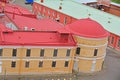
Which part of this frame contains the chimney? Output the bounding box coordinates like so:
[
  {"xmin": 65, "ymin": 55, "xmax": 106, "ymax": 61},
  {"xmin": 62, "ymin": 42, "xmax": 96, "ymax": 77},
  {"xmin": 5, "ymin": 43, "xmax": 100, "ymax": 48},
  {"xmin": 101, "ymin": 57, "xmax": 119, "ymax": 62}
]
[
  {"xmin": 24, "ymin": 27, "xmax": 28, "ymax": 31},
  {"xmin": 41, "ymin": 0, "xmax": 44, "ymax": 3},
  {"xmin": 59, "ymin": 6, "xmax": 62, "ymax": 10},
  {"xmin": 31, "ymin": 28, "xmax": 35, "ymax": 31}
]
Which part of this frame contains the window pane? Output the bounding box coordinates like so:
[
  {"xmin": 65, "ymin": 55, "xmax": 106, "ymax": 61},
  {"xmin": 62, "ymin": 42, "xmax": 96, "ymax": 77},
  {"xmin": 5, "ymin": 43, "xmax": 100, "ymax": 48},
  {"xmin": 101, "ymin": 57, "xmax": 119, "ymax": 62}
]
[
  {"xmin": 65, "ymin": 61, "xmax": 69, "ymax": 67},
  {"xmin": 12, "ymin": 49, "xmax": 17, "ymax": 57},
  {"xmin": 39, "ymin": 61, "xmax": 43, "ymax": 67},
  {"xmin": 26, "ymin": 49, "xmax": 31, "ymax": 57},
  {"xmin": 111, "ymin": 37, "xmax": 114, "ymax": 44},
  {"xmin": 25, "ymin": 61, "xmax": 29, "ymax": 68},
  {"xmin": 11, "ymin": 61, "xmax": 16, "ymax": 68},
  {"xmin": 40, "ymin": 49, "xmax": 44, "ymax": 57},
  {"xmin": 52, "ymin": 61, "xmax": 56, "ymax": 67},
  {"xmin": 117, "ymin": 40, "xmax": 120, "ymax": 47},
  {"xmin": 66, "ymin": 49, "xmax": 70, "ymax": 56},
  {"xmin": 53, "ymin": 49, "xmax": 57, "ymax": 57},
  {"xmin": 76, "ymin": 47, "xmax": 80, "ymax": 55},
  {"xmin": 94, "ymin": 49, "xmax": 98, "ymax": 56},
  {"xmin": 64, "ymin": 17, "xmax": 67, "ymax": 24},
  {"xmin": 0, "ymin": 49, "xmax": 3, "ymax": 56}
]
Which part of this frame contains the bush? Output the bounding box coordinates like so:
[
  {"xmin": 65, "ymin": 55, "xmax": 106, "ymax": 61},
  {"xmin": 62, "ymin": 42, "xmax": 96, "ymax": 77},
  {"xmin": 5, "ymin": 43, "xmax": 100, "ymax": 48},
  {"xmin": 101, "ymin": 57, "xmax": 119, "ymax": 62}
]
[{"xmin": 111, "ymin": 0, "xmax": 120, "ymax": 4}]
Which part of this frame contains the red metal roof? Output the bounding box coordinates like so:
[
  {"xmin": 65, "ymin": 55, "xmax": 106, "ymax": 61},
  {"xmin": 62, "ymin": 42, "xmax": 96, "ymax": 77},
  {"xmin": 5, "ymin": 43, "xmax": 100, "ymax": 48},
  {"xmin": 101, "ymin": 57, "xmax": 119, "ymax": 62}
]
[
  {"xmin": 0, "ymin": 30, "xmax": 75, "ymax": 46},
  {"xmin": 0, "ymin": 4, "xmax": 75, "ymax": 46},
  {"xmin": 4, "ymin": 4, "xmax": 69, "ymax": 32},
  {"xmin": 65, "ymin": 18, "xmax": 109, "ymax": 38}
]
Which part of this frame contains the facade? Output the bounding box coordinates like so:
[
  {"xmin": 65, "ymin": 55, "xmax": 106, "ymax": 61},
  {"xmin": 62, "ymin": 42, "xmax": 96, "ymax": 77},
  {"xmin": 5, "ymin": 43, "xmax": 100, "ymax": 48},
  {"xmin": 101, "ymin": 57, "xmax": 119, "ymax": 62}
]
[
  {"xmin": 32, "ymin": 0, "xmax": 120, "ymax": 51},
  {"xmin": 0, "ymin": 1, "xmax": 108, "ymax": 75},
  {"xmin": 65, "ymin": 19, "xmax": 108, "ymax": 72},
  {"xmin": 1, "ymin": 47, "xmax": 75, "ymax": 75}
]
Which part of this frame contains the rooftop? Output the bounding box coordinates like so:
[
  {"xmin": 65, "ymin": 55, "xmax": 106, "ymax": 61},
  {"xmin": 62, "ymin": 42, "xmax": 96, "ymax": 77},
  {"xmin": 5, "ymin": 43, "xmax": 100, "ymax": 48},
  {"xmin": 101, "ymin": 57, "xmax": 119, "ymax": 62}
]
[
  {"xmin": 74, "ymin": 0, "xmax": 96, "ymax": 3},
  {"xmin": 0, "ymin": 4, "xmax": 76, "ymax": 46},
  {"xmin": 4, "ymin": 4, "xmax": 67, "ymax": 32},
  {"xmin": 0, "ymin": 29, "xmax": 75, "ymax": 46},
  {"xmin": 65, "ymin": 18, "xmax": 108, "ymax": 38},
  {"xmin": 34, "ymin": 0, "xmax": 120, "ymax": 36}
]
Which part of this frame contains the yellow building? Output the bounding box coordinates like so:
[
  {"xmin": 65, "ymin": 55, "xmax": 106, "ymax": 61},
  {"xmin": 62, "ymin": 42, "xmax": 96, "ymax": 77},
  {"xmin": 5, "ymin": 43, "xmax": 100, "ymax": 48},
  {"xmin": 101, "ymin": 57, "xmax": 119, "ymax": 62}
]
[
  {"xmin": 0, "ymin": 47, "xmax": 75, "ymax": 75},
  {"xmin": 66, "ymin": 18, "xmax": 108, "ymax": 73},
  {"xmin": 0, "ymin": 3, "xmax": 108, "ymax": 75}
]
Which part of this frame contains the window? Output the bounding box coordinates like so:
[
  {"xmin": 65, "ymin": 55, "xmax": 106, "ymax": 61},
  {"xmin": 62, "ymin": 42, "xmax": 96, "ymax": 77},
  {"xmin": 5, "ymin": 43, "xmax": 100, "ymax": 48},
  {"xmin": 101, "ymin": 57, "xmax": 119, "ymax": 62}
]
[
  {"xmin": 52, "ymin": 61, "xmax": 56, "ymax": 67},
  {"xmin": 39, "ymin": 6, "xmax": 42, "ymax": 11},
  {"xmin": 40, "ymin": 49, "xmax": 44, "ymax": 57},
  {"xmin": 56, "ymin": 14, "xmax": 60, "ymax": 22},
  {"xmin": 35, "ymin": 5, "xmax": 38, "ymax": 9},
  {"xmin": 25, "ymin": 61, "xmax": 29, "ymax": 68},
  {"xmin": 94, "ymin": 49, "xmax": 98, "ymax": 56},
  {"xmin": 76, "ymin": 47, "xmax": 80, "ymax": 55},
  {"xmin": 53, "ymin": 12, "xmax": 55, "ymax": 17},
  {"xmin": 66, "ymin": 49, "xmax": 70, "ymax": 56},
  {"xmin": 11, "ymin": 61, "xmax": 16, "ymax": 68},
  {"xmin": 53, "ymin": 49, "xmax": 58, "ymax": 57},
  {"xmin": 64, "ymin": 61, "xmax": 69, "ymax": 67},
  {"xmin": 64, "ymin": 17, "xmax": 67, "ymax": 24},
  {"xmin": 44, "ymin": 8, "xmax": 46, "ymax": 13},
  {"xmin": 26, "ymin": 49, "xmax": 31, "ymax": 57},
  {"xmin": 117, "ymin": 40, "xmax": 120, "ymax": 47},
  {"xmin": 12, "ymin": 49, "xmax": 17, "ymax": 57},
  {"xmin": 39, "ymin": 61, "xmax": 43, "ymax": 67},
  {"xmin": 111, "ymin": 37, "xmax": 114, "ymax": 44},
  {"xmin": 0, "ymin": 49, "xmax": 3, "ymax": 56},
  {"xmin": 48, "ymin": 10, "xmax": 50, "ymax": 15}
]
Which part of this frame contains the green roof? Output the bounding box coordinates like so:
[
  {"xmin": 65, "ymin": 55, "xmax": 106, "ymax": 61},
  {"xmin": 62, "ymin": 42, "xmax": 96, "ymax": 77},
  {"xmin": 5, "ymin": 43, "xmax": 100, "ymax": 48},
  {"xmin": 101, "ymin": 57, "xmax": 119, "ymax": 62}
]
[{"xmin": 34, "ymin": 0, "xmax": 120, "ymax": 36}]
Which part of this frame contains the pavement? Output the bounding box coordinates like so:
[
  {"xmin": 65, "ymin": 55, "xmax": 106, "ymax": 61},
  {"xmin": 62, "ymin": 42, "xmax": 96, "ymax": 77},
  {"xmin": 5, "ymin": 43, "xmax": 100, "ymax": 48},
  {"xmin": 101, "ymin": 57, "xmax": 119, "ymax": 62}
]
[{"xmin": 0, "ymin": 0, "xmax": 120, "ymax": 80}]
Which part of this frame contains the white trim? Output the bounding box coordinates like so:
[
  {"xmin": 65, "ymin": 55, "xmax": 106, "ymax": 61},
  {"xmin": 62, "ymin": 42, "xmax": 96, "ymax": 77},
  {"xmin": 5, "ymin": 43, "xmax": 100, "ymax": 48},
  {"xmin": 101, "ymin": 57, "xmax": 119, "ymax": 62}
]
[
  {"xmin": 0, "ymin": 46, "xmax": 75, "ymax": 49},
  {"xmin": 0, "ymin": 58, "xmax": 74, "ymax": 61},
  {"xmin": 75, "ymin": 54, "xmax": 106, "ymax": 60}
]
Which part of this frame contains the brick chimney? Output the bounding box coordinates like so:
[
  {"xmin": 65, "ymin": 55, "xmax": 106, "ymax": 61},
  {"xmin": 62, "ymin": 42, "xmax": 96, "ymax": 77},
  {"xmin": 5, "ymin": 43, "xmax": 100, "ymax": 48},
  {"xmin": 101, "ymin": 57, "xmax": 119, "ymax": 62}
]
[
  {"xmin": 41, "ymin": 0, "xmax": 44, "ymax": 3},
  {"xmin": 59, "ymin": 6, "xmax": 62, "ymax": 10}
]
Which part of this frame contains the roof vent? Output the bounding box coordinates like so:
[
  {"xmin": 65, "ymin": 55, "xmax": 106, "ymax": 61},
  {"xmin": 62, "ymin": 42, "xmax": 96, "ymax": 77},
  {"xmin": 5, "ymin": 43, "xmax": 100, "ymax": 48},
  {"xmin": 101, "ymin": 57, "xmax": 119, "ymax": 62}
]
[
  {"xmin": 31, "ymin": 28, "xmax": 35, "ymax": 31},
  {"xmin": 24, "ymin": 27, "xmax": 28, "ymax": 31},
  {"xmin": 0, "ymin": 13, "xmax": 5, "ymax": 17}
]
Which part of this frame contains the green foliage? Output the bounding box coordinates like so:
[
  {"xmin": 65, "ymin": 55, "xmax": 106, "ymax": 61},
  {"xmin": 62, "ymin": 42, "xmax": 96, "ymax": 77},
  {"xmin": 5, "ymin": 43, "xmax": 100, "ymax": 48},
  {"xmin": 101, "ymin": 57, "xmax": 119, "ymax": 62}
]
[{"xmin": 111, "ymin": 0, "xmax": 120, "ymax": 4}]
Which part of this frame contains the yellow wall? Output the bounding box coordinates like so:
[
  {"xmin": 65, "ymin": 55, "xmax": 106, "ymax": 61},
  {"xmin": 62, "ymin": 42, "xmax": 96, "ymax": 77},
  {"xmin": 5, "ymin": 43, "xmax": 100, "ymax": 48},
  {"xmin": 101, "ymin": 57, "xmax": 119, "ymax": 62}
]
[
  {"xmin": 74, "ymin": 35, "xmax": 108, "ymax": 73},
  {"xmin": 0, "ymin": 47, "xmax": 75, "ymax": 75},
  {"xmin": 74, "ymin": 35, "xmax": 108, "ymax": 46}
]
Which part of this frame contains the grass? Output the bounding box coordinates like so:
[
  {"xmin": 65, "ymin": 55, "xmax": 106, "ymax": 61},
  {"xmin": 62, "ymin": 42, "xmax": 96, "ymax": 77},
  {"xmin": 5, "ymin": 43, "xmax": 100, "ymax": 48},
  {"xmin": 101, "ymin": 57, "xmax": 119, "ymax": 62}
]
[{"xmin": 111, "ymin": 0, "xmax": 120, "ymax": 4}]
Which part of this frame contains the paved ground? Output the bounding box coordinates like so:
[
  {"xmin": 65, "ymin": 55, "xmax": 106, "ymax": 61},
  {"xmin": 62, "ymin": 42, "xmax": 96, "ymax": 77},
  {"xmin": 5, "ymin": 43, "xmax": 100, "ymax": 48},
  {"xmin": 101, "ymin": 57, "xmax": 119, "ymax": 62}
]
[
  {"xmin": 0, "ymin": 0, "xmax": 120, "ymax": 80},
  {"xmin": 13, "ymin": 0, "xmax": 32, "ymax": 10}
]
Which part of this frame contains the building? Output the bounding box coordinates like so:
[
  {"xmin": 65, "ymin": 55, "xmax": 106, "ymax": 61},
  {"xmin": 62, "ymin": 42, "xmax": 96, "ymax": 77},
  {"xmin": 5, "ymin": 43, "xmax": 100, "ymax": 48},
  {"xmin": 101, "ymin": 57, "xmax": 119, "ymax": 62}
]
[
  {"xmin": 65, "ymin": 19, "xmax": 108, "ymax": 72},
  {"xmin": 75, "ymin": 0, "xmax": 120, "ymax": 17},
  {"xmin": 0, "ymin": 3, "xmax": 76, "ymax": 75},
  {"xmin": 0, "ymin": 1, "xmax": 108, "ymax": 75},
  {"xmin": 32, "ymin": 0, "xmax": 120, "ymax": 51}
]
